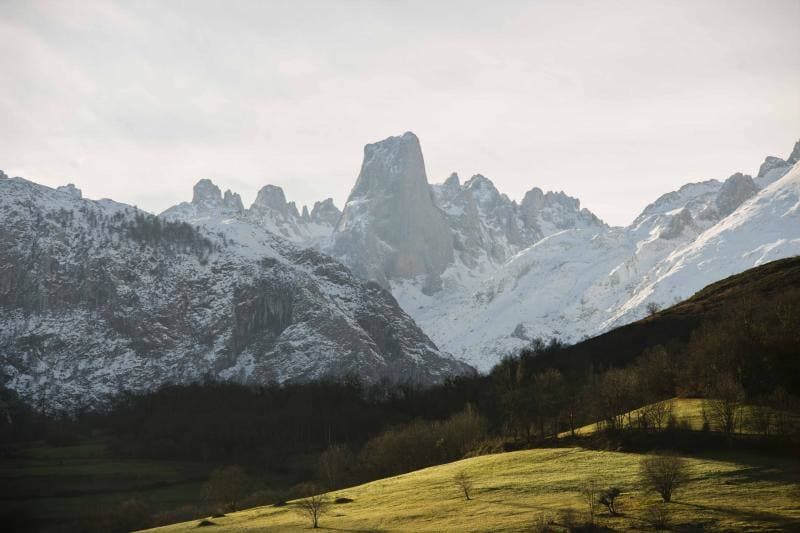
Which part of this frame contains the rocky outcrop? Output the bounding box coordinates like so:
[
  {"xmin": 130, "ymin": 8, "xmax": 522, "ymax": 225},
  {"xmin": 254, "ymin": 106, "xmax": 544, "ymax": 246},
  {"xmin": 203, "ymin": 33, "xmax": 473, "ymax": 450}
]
[
  {"xmin": 310, "ymin": 198, "xmax": 341, "ymax": 227},
  {"xmin": 331, "ymin": 132, "xmax": 454, "ymax": 290},
  {"xmin": 755, "ymin": 140, "xmax": 800, "ymax": 188}
]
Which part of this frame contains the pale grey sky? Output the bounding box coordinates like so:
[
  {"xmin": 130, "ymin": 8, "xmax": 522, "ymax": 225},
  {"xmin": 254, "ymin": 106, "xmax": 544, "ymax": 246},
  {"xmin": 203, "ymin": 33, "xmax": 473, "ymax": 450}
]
[{"xmin": 1, "ymin": 0, "xmax": 798, "ymax": 226}]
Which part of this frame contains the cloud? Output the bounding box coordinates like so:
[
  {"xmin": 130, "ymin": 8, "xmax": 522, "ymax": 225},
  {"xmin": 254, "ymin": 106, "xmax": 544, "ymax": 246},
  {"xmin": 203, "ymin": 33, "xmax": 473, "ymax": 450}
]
[{"xmin": 1, "ymin": 0, "xmax": 798, "ymax": 225}]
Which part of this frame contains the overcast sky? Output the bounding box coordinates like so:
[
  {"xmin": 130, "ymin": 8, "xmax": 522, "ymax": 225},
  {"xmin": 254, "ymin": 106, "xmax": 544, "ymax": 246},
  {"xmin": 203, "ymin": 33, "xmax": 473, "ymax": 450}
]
[{"xmin": 1, "ymin": 0, "xmax": 798, "ymax": 226}]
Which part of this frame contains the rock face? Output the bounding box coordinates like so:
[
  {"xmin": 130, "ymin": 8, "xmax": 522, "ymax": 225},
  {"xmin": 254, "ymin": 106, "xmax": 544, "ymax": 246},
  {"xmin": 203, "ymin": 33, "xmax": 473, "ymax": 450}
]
[
  {"xmin": 0, "ymin": 175, "xmax": 472, "ymax": 409},
  {"xmin": 755, "ymin": 141, "xmax": 799, "ymax": 188},
  {"xmin": 162, "ymin": 180, "xmax": 340, "ymax": 246},
  {"xmin": 331, "ymin": 132, "xmax": 454, "ymax": 290}
]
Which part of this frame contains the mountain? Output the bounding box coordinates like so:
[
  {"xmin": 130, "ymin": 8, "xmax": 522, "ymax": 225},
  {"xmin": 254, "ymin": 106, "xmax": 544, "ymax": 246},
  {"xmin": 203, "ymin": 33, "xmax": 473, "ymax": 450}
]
[
  {"xmin": 604, "ymin": 160, "xmax": 800, "ymax": 330},
  {"xmin": 0, "ymin": 173, "xmax": 471, "ymax": 409},
  {"xmin": 162, "ymin": 178, "xmax": 341, "ymax": 247},
  {"xmin": 3, "ymin": 134, "xmax": 797, "ymax": 396},
  {"xmin": 526, "ymin": 256, "xmax": 800, "ymax": 382},
  {"xmin": 316, "ymin": 135, "xmax": 800, "ymax": 370},
  {"xmin": 329, "ymin": 132, "xmax": 454, "ymax": 292}
]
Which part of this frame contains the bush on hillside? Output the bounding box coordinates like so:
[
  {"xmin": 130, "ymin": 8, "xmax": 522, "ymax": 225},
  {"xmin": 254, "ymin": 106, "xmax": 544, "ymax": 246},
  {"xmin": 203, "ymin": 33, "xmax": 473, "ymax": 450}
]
[{"xmin": 639, "ymin": 452, "xmax": 689, "ymax": 503}]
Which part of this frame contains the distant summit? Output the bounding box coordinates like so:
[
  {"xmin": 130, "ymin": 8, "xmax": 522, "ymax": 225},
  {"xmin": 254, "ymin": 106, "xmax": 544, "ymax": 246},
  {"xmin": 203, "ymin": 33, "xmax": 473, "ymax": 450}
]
[{"xmin": 331, "ymin": 132, "xmax": 454, "ymax": 290}]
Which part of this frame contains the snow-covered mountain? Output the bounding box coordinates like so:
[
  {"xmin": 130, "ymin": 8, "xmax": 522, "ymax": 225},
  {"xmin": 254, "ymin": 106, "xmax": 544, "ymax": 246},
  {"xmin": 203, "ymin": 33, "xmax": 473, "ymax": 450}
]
[
  {"xmin": 0, "ymin": 173, "xmax": 471, "ymax": 408},
  {"xmin": 162, "ymin": 178, "xmax": 341, "ymax": 247},
  {"xmin": 321, "ymin": 134, "xmax": 800, "ymax": 370},
  {"xmin": 3, "ymin": 133, "xmax": 798, "ymax": 399}
]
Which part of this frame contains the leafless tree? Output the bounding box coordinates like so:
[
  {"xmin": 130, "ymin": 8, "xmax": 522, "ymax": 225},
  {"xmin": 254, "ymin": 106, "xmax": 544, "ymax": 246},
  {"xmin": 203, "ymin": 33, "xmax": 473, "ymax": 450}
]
[
  {"xmin": 317, "ymin": 444, "xmax": 353, "ymax": 490},
  {"xmin": 704, "ymin": 373, "xmax": 745, "ymax": 435},
  {"xmin": 453, "ymin": 471, "xmax": 474, "ymax": 500},
  {"xmin": 203, "ymin": 465, "xmax": 251, "ymax": 512},
  {"xmin": 643, "ymin": 502, "xmax": 671, "ymax": 530},
  {"xmin": 639, "ymin": 452, "xmax": 689, "ymax": 503},
  {"xmin": 294, "ymin": 484, "xmax": 330, "ymax": 529},
  {"xmin": 580, "ymin": 480, "xmax": 598, "ymax": 524}
]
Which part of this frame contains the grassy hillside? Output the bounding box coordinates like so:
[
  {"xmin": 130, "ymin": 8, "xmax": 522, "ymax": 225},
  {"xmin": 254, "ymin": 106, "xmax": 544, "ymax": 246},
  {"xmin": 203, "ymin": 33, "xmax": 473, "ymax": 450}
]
[
  {"xmin": 147, "ymin": 447, "xmax": 800, "ymax": 532},
  {"xmin": 562, "ymin": 398, "xmax": 707, "ymax": 437}
]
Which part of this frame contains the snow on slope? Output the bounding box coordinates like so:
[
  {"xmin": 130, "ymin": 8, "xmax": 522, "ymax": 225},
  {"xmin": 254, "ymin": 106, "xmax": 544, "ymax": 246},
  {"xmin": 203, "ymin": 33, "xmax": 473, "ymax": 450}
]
[
  {"xmin": 0, "ymin": 174, "xmax": 470, "ymax": 409},
  {"xmin": 604, "ymin": 161, "xmax": 800, "ymax": 330},
  {"xmin": 386, "ymin": 142, "xmax": 800, "ymax": 371}
]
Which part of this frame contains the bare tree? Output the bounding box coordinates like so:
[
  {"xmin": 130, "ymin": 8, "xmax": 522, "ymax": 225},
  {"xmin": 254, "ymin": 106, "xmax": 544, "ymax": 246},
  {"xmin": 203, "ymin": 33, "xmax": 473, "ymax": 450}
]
[
  {"xmin": 639, "ymin": 452, "xmax": 689, "ymax": 503},
  {"xmin": 453, "ymin": 471, "xmax": 474, "ymax": 500},
  {"xmin": 317, "ymin": 444, "xmax": 353, "ymax": 490},
  {"xmin": 580, "ymin": 480, "xmax": 598, "ymax": 524},
  {"xmin": 294, "ymin": 485, "xmax": 330, "ymax": 529},
  {"xmin": 643, "ymin": 502, "xmax": 671, "ymax": 530},
  {"xmin": 646, "ymin": 302, "xmax": 661, "ymax": 316},
  {"xmin": 704, "ymin": 373, "xmax": 745, "ymax": 435},
  {"xmin": 637, "ymin": 399, "xmax": 674, "ymax": 430},
  {"xmin": 203, "ymin": 465, "xmax": 251, "ymax": 512}
]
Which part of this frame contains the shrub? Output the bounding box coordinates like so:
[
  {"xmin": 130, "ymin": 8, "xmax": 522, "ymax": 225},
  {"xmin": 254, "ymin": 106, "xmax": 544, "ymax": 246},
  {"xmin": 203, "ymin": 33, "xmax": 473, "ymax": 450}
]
[
  {"xmin": 639, "ymin": 452, "xmax": 689, "ymax": 503},
  {"xmin": 642, "ymin": 502, "xmax": 671, "ymax": 530},
  {"xmin": 580, "ymin": 480, "xmax": 598, "ymax": 524},
  {"xmin": 598, "ymin": 487, "xmax": 621, "ymax": 515},
  {"xmin": 204, "ymin": 465, "xmax": 251, "ymax": 512},
  {"xmin": 453, "ymin": 471, "xmax": 474, "ymax": 500},
  {"xmin": 558, "ymin": 508, "xmax": 580, "ymax": 530},
  {"xmin": 102, "ymin": 498, "xmax": 151, "ymax": 532},
  {"xmin": 531, "ymin": 512, "xmax": 554, "ymax": 532}
]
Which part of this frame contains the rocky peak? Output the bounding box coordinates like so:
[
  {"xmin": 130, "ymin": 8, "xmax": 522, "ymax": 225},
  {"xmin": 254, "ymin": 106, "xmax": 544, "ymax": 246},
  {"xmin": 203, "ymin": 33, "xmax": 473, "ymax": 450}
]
[
  {"xmin": 659, "ymin": 207, "xmax": 694, "ymax": 240},
  {"xmin": 441, "ymin": 173, "xmax": 462, "ymax": 196},
  {"xmin": 310, "ymin": 198, "xmax": 341, "ymax": 226},
  {"xmin": 251, "ymin": 184, "xmax": 289, "ymax": 216},
  {"xmin": 543, "ymin": 190, "xmax": 581, "ymax": 211},
  {"xmin": 0, "ymin": 169, "xmax": 7, "ymax": 180},
  {"xmin": 755, "ymin": 140, "xmax": 800, "ymax": 188},
  {"xmin": 222, "ymin": 190, "xmax": 244, "ymax": 214},
  {"xmin": 464, "ymin": 174, "xmax": 502, "ymax": 208},
  {"xmin": 788, "ymin": 140, "xmax": 800, "ymax": 165},
  {"xmin": 521, "ymin": 187, "xmax": 545, "ymax": 212},
  {"xmin": 331, "ymin": 132, "xmax": 454, "ymax": 289},
  {"xmin": 715, "ymin": 173, "xmax": 758, "ymax": 217},
  {"xmin": 301, "ymin": 205, "xmax": 310, "ymax": 221},
  {"xmin": 348, "ymin": 131, "xmax": 427, "ymax": 199},
  {"xmin": 192, "ymin": 179, "xmax": 223, "ymax": 208},
  {"xmin": 443, "ymin": 172, "xmax": 461, "ymax": 189},
  {"xmin": 758, "ymin": 156, "xmax": 787, "ymax": 179},
  {"xmin": 57, "ymin": 183, "xmax": 82, "ymax": 199}
]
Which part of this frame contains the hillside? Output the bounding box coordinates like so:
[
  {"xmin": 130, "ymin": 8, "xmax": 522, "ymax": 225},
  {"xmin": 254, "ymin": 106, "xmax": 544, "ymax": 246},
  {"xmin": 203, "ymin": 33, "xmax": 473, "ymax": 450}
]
[
  {"xmin": 147, "ymin": 447, "xmax": 800, "ymax": 532},
  {"xmin": 527, "ymin": 255, "xmax": 800, "ymax": 374}
]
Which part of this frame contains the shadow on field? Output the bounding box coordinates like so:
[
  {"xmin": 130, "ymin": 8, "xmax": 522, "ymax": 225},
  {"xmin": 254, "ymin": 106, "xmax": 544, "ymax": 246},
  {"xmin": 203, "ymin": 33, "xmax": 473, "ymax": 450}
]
[
  {"xmin": 675, "ymin": 501, "xmax": 800, "ymax": 530},
  {"xmin": 319, "ymin": 526, "xmax": 388, "ymax": 533}
]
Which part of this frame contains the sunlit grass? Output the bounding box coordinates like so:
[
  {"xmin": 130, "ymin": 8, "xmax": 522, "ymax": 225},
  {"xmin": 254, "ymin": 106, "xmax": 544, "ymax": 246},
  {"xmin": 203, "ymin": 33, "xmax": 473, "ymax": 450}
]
[{"xmin": 146, "ymin": 446, "xmax": 800, "ymax": 532}]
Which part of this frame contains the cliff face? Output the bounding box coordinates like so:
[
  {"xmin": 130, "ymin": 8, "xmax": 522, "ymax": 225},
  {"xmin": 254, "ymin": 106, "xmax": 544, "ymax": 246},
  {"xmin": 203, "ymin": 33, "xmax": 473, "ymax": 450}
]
[{"xmin": 330, "ymin": 132, "xmax": 454, "ymax": 291}]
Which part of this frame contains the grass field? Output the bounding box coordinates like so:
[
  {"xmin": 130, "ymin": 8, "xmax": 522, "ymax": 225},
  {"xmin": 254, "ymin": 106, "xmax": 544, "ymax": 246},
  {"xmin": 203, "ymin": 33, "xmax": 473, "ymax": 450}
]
[
  {"xmin": 564, "ymin": 398, "xmax": 709, "ymax": 436},
  {"xmin": 0, "ymin": 440, "xmax": 210, "ymax": 530},
  {"xmin": 146, "ymin": 446, "xmax": 800, "ymax": 532}
]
